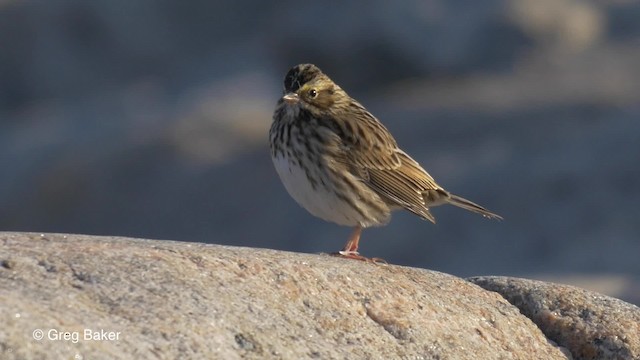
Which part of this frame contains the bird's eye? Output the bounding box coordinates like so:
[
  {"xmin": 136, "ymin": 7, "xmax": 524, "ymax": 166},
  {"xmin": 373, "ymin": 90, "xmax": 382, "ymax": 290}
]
[{"xmin": 308, "ymin": 89, "xmax": 318, "ymax": 98}]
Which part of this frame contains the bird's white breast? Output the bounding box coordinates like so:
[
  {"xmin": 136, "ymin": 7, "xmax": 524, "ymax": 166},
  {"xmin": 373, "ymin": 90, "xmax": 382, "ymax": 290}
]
[{"xmin": 272, "ymin": 154, "xmax": 369, "ymax": 227}]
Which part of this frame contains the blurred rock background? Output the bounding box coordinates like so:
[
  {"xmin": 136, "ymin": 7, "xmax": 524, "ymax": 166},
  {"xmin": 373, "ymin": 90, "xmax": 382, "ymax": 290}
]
[{"xmin": 1, "ymin": 0, "xmax": 639, "ymax": 304}]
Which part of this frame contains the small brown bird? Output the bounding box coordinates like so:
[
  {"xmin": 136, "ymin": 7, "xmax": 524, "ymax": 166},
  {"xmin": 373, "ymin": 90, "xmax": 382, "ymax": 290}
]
[{"xmin": 269, "ymin": 64, "xmax": 502, "ymax": 262}]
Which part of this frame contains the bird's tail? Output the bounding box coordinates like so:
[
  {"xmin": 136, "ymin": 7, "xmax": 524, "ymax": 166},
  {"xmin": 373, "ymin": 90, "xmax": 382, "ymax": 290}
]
[{"xmin": 447, "ymin": 194, "xmax": 503, "ymax": 220}]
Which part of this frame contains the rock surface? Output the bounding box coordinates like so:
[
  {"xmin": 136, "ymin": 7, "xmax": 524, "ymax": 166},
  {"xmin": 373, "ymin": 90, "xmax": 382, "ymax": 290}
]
[
  {"xmin": 469, "ymin": 276, "xmax": 640, "ymax": 360},
  {"xmin": 0, "ymin": 232, "xmax": 570, "ymax": 359}
]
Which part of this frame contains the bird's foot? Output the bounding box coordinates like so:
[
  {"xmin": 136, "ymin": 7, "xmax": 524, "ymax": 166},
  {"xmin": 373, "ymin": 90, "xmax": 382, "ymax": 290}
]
[{"xmin": 332, "ymin": 251, "xmax": 387, "ymax": 265}]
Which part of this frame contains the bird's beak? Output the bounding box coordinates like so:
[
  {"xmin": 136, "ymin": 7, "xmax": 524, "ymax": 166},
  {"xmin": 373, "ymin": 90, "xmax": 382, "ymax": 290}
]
[{"xmin": 282, "ymin": 92, "xmax": 299, "ymax": 105}]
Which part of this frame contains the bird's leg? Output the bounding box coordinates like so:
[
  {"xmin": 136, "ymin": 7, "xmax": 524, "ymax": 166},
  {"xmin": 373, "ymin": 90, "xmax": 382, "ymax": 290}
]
[
  {"xmin": 333, "ymin": 226, "xmax": 387, "ymax": 264},
  {"xmin": 341, "ymin": 226, "xmax": 362, "ymax": 253}
]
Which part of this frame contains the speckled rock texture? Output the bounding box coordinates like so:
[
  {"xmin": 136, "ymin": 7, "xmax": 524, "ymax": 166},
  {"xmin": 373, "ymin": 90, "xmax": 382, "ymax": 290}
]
[
  {"xmin": 0, "ymin": 232, "xmax": 570, "ymax": 359},
  {"xmin": 469, "ymin": 276, "xmax": 640, "ymax": 360}
]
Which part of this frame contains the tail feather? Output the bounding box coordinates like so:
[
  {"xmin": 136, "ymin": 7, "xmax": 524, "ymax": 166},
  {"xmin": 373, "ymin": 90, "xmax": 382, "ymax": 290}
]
[{"xmin": 447, "ymin": 194, "xmax": 503, "ymax": 220}]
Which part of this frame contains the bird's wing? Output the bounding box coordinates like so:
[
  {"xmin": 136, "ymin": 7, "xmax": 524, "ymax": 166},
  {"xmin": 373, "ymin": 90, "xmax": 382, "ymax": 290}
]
[{"xmin": 333, "ymin": 103, "xmax": 442, "ymax": 222}]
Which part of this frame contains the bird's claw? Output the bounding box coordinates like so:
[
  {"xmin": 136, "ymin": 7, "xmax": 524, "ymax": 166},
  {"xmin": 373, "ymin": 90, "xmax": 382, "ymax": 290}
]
[{"xmin": 332, "ymin": 251, "xmax": 388, "ymax": 265}]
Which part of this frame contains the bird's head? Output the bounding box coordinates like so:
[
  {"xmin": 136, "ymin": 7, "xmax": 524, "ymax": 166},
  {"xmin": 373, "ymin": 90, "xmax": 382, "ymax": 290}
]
[{"xmin": 281, "ymin": 64, "xmax": 343, "ymax": 112}]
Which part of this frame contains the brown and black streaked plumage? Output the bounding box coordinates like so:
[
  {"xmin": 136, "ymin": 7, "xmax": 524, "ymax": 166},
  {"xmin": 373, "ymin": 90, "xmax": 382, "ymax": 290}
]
[{"xmin": 270, "ymin": 64, "xmax": 502, "ymax": 262}]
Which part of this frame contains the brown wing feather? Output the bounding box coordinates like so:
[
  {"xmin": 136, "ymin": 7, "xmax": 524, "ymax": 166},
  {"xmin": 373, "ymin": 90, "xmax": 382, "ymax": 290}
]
[
  {"xmin": 365, "ymin": 151, "xmax": 441, "ymax": 222},
  {"xmin": 335, "ymin": 101, "xmax": 441, "ymax": 222}
]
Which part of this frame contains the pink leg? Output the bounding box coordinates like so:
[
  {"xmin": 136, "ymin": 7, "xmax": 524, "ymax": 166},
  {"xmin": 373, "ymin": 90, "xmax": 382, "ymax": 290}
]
[
  {"xmin": 341, "ymin": 226, "xmax": 362, "ymax": 254},
  {"xmin": 333, "ymin": 226, "xmax": 387, "ymax": 264}
]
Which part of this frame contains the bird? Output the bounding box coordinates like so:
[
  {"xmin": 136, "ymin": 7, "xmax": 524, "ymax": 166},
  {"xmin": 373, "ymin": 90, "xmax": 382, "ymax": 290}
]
[{"xmin": 269, "ymin": 63, "xmax": 502, "ymax": 262}]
